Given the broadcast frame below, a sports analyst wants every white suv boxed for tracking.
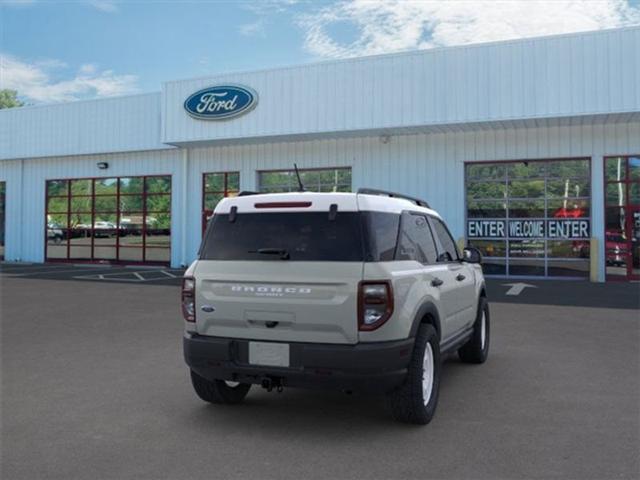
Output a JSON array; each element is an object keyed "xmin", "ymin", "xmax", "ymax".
[{"xmin": 182, "ymin": 189, "xmax": 489, "ymax": 424}]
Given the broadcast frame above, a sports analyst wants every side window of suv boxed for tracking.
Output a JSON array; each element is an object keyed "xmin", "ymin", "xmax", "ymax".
[
  {"xmin": 395, "ymin": 212, "xmax": 438, "ymax": 264},
  {"xmin": 431, "ymin": 217, "xmax": 459, "ymax": 262}
]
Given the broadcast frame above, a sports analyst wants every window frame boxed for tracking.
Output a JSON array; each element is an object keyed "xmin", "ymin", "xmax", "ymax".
[
  {"xmin": 44, "ymin": 175, "xmax": 171, "ymax": 265},
  {"xmin": 428, "ymin": 215, "xmax": 461, "ymax": 263},
  {"xmin": 603, "ymin": 155, "xmax": 640, "ymax": 281},
  {"xmin": 394, "ymin": 210, "xmax": 439, "ymax": 265},
  {"xmin": 464, "ymin": 157, "xmax": 592, "ymax": 278}
]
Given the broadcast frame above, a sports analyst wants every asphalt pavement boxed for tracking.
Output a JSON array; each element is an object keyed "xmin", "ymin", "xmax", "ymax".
[{"xmin": 1, "ymin": 273, "xmax": 639, "ymax": 479}]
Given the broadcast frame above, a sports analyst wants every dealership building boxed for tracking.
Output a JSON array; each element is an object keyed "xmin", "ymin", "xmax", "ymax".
[{"xmin": 1, "ymin": 27, "xmax": 639, "ymax": 281}]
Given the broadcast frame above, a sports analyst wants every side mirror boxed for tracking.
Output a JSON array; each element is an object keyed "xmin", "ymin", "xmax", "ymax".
[{"xmin": 462, "ymin": 246, "xmax": 483, "ymax": 264}]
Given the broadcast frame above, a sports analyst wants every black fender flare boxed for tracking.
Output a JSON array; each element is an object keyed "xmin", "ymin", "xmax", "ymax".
[
  {"xmin": 409, "ymin": 302, "xmax": 442, "ymax": 340},
  {"xmin": 479, "ymin": 281, "xmax": 487, "ymax": 299}
]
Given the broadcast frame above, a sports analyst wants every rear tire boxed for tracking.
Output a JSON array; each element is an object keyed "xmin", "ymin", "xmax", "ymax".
[
  {"xmin": 386, "ymin": 324, "xmax": 441, "ymax": 425},
  {"xmin": 190, "ymin": 370, "xmax": 251, "ymax": 404},
  {"xmin": 458, "ymin": 297, "xmax": 490, "ymax": 364}
]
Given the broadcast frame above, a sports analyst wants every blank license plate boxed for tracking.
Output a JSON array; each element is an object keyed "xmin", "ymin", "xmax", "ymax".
[{"xmin": 249, "ymin": 342, "xmax": 290, "ymax": 367}]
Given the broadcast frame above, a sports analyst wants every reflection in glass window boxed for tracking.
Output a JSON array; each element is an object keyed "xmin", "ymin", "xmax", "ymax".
[
  {"xmin": 605, "ymin": 157, "xmax": 626, "ymax": 181},
  {"xmin": 507, "ymin": 162, "xmax": 546, "ymax": 178},
  {"xmin": 0, "ymin": 182, "xmax": 4, "ymax": 260},
  {"xmin": 508, "ymin": 240, "xmax": 545, "ymax": 258},
  {"xmin": 258, "ymin": 168, "xmax": 351, "ymax": 193},
  {"xmin": 467, "ymin": 200, "xmax": 506, "ymax": 218},
  {"xmin": 469, "ymin": 240, "xmax": 506, "ymax": 257},
  {"xmin": 548, "ymin": 199, "xmax": 590, "ymax": 218},
  {"xmin": 45, "ymin": 176, "xmax": 171, "ymax": 264},
  {"xmin": 466, "ymin": 181, "xmax": 505, "ymax": 200},
  {"xmin": 547, "ymin": 179, "xmax": 590, "ymax": 199},
  {"xmin": 606, "ymin": 184, "xmax": 626, "ymax": 206},
  {"xmin": 508, "ymin": 179, "xmax": 546, "ymax": 198},
  {"xmin": 508, "ymin": 200, "xmax": 545, "ymax": 218},
  {"xmin": 630, "ymin": 157, "xmax": 640, "ymax": 180},
  {"xmin": 202, "ymin": 172, "xmax": 240, "ymax": 233},
  {"xmin": 145, "ymin": 176, "xmax": 171, "ymax": 194},
  {"xmin": 94, "ymin": 178, "xmax": 118, "ymax": 195},
  {"xmin": 396, "ymin": 213, "xmax": 437, "ymax": 264},
  {"xmin": 466, "ymin": 164, "xmax": 506, "ymax": 180},
  {"xmin": 465, "ymin": 158, "xmax": 591, "ymax": 277}
]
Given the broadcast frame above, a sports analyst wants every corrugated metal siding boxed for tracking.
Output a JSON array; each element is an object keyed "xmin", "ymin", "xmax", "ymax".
[
  {"xmin": 163, "ymin": 28, "xmax": 640, "ymax": 145},
  {"xmin": 1, "ymin": 121, "xmax": 639, "ymax": 280},
  {"xmin": 0, "ymin": 93, "xmax": 171, "ymax": 161}
]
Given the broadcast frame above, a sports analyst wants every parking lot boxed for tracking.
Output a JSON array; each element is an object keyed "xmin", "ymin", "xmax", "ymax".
[{"xmin": 1, "ymin": 264, "xmax": 639, "ymax": 479}]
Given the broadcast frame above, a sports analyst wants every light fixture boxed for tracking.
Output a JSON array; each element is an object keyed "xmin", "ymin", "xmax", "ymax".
[
  {"xmin": 379, "ymin": 134, "xmax": 391, "ymax": 144},
  {"xmin": 97, "ymin": 162, "xmax": 109, "ymax": 170}
]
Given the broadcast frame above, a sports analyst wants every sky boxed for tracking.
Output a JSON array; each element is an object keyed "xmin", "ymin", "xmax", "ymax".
[{"xmin": 1, "ymin": 0, "xmax": 640, "ymax": 105}]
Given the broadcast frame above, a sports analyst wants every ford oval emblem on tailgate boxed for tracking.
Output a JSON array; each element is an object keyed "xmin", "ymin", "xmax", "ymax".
[{"xmin": 201, "ymin": 305, "xmax": 215, "ymax": 313}]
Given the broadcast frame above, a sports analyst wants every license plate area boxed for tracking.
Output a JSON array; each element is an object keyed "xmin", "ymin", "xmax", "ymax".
[{"xmin": 248, "ymin": 341, "xmax": 290, "ymax": 367}]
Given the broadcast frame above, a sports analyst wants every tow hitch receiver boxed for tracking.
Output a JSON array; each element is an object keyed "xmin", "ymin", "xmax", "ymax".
[{"xmin": 261, "ymin": 377, "xmax": 284, "ymax": 393}]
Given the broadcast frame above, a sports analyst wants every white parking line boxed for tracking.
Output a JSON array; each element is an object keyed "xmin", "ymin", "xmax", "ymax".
[
  {"xmin": 1, "ymin": 267, "xmax": 117, "ymax": 277},
  {"xmin": 72, "ymin": 269, "xmax": 183, "ymax": 282}
]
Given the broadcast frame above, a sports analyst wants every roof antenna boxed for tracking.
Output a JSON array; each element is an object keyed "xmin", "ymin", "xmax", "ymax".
[{"xmin": 293, "ymin": 163, "xmax": 305, "ymax": 192}]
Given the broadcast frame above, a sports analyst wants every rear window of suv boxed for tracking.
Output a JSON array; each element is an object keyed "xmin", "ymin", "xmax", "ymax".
[
  {"xmin": 200, "ymin": 212, "xmax": 365, "ymax": 261},
  {"xmin": 199, "ymin": 210, "xmax": 407, "ymax": 262}
]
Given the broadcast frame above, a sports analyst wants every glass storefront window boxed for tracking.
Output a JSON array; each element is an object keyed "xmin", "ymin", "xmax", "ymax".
[
  {"xmin": 465, "ymin": 158, "xmax": 591, "ymax": 277},
  {"xmin": 0, "ymin": 182, "xmax": 5, "ymax": 260},
  {"xmin": 605, "ymin": 157, "xmax": 626, "ymax": 181},
  {"xmin": 468, "ymin": 240, "xmax": 506, "ymax": 257},
  {"xmin": 466, "ymin": 200, "xmax": 506, "ymax": 218},
  {"xmin": 604, "ymin": 155, "xmax": 640, "ymax": 280},
  {"xmin": 466, "ymin": 181, "xmax": 505, "ymax": 200},
  {"xmin": 466, "ymin": 164, "xmax": 506, "ymax": 180},
  {"xmin": 202, "ymin": 172, "xmax": 240, "ymax": 233},
  {"xmin": 547, "ymin": 179, "xmax": 590, "ymax": 199},
  {"xmin": 630, "ymin": 157, "xmax": 640, "ymax": 180},
  {"xmin": 258, "ymin": 167, "xmax": 352, "ymax": 193},
  {"xmin": 45, "ymin": 175, "xmax": 171, "ymax": 264},
  {"xmin": 94, "ymin": 178, "xmax": 118, "ymax": 195},
  {"xmin": 606, "ymin": 183, "xmax": 626, "ymax": 205}
]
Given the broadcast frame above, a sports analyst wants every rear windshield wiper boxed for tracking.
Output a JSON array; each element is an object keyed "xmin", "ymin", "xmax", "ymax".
[{"xmin": 249, "ymin": 248, "xmax": 290, "ymax": 260}]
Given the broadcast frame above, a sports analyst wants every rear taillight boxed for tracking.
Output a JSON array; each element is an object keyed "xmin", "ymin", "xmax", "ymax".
[
  {"xmin": 358, "ymin": 281, "xmax": 394, "ymax": 331},
  {"xmin": 182, "ymin": 276, "xmax": 196, "ymax": 322}
]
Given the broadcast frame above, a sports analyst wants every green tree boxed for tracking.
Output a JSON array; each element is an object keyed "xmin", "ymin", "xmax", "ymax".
[{"xmin": 0, "ymin": 89, "xmax": 24, "ymax": 109}]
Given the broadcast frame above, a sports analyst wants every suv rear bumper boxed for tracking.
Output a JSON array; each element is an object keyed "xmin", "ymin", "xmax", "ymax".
[{"xmin": 184, "ymin": 333, "xmax": 414, "ymax": 393}]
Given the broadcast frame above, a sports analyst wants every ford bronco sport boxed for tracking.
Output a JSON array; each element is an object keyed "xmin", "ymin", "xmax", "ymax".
[{"xmin": 182, "ymin": 188, "xmax": 489, "ymax": 424}]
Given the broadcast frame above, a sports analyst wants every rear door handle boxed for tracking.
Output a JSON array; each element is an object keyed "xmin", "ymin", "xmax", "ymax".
[
  {"xmin": 431, "ymin": 278, "xmax": 444, "ymax": 287},
  {"xmin": 456, "ymin": 274, "xmax": 466, "ymax": 281}
]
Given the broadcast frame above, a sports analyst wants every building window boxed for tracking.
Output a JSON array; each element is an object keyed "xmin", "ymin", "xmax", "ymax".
[
  {"xmin": 46, "ymin": 175, "xmax": 171, "ymax": 264},
  {"xmin": 202, "ymin": 172, "xmax": 240, "ymax": 233},
  {"xmin": 0, "ymin": 182, "xmax": 5, "ymax": 260},
  {"xmin": 465, "ymin": 159, "xmax": 591, "ymax": 278},
  {"xmin": 258, "ymin": 167, "xmax": 352, "ymax": 193},
  {"xmin": 604, "ymin": 156, "xmax": 640, "ymax": 281}
]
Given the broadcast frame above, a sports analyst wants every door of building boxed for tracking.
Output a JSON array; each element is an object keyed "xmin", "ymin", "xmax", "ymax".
[
  {"xmin": 604, "ymin": 156, "xmax": 640, "ymax": 281},
  {"xmin": 630, "ymin": 207, "xmax": 640, "ymax": 280}
]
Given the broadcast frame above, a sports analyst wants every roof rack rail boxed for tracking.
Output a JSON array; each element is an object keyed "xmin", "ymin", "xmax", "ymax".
[{"xmin": 357, "ymin": 188, "xmax": 430, "ymax": 208}]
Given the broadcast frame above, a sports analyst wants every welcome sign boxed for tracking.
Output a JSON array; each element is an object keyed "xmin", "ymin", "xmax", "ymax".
[
  {"xmin": 467, "ymin": 219, "xmax": 590, "ymax": 239},
  {"xmin": 184, "ymin": 85, "xmax": 258, "ymax": 120}
]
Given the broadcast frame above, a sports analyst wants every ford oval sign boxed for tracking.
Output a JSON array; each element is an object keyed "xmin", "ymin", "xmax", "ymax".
[{"xmin": 184, "ymin": 85, "xmax": 258, "ymax": 120}]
